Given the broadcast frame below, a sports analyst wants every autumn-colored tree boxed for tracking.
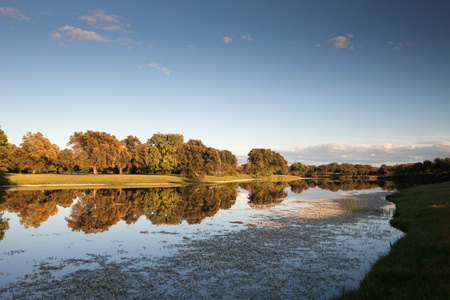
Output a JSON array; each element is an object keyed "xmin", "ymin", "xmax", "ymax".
[
  {"xmin": 146, "ymin": 133, "xmax": 184, "ymax": 174},
  {"xmin": 175, "ymin": 139, "xmax": 208, "ymax": 180},
  {"xmin": 20, "ymin": 132, "xmax": 59, "ymax": 174},
  {"xmin": 289, "ymin": 162, "xmax": 309, "ymax": 177},
  {"xmin": 115, "ymin": 147, "xmax": 131, "ymax": 174},
  {"xmin": 6, "ymin": 145, "xmax": 27, "ymax": 173},
  {"xmin": 247, "ymin": 148, "xmax": 288, "ymax": 176},
  {"xmin": 68, "ymin": 131, "xmax": 123, "ymax": 175},
  {"xmin": 0, "ymin": 126, "xmax": 11, "ymax": 174},
  {"xmin": 219, "ymin": 150, "xmax": 238, "ymax": 176},
  {"xmin": 122, "ymin": 135, "xmax": 147, "ymax": 173},
  {"xmin": 56, "ymin": 149, "xmax": 76, "ymax": 174}
]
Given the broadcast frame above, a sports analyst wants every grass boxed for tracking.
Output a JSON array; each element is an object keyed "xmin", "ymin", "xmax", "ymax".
[
  {"xmin": 0, "ymin": 173, "xmax": 300, "ymax": 189},
  {"xmin": 338, "ymin": 181, "xmax": 450, "ymax": 299}
]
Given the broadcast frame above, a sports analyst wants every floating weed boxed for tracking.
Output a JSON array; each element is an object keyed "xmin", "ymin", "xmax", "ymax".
[{"xmin": 341, "ymin": 196, "xmax": 368, "ymax": 212}]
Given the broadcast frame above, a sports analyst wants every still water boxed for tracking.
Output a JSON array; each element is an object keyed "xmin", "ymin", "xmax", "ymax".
[{"xmin": 0, "ymin": 181, "xmax": 403, "ymax": 299}]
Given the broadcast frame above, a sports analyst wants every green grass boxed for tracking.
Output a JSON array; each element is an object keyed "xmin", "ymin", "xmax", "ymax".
[
  {"xmin": 338, "ymin": 181, "xmax": 450, "ymax": 299},
  {"xmin": 0, "ymin": 173, "xmax": 303, "ymax": 189},
  {"xmin": 1, "ymin": 173, "xmax": 195, "ymax": 187}
]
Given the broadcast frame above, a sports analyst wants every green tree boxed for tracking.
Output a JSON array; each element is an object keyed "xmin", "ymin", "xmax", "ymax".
[
  {"xmin": 56, "ymin": 149, "xmax": 76, "ymax": 174},
  {"xmin": 247, "ymin": 148, "xmax": 288, "ymax": 176},
  {"xmin": 289, "ymin": 162, "xmax": 309, "ymax": 177},
  {"xmin": 146, "ymin": 133, "xmax": 184, "ymax": 174},
  {"xmin": 68, "ymin": 131, "xmax": 122, "ymax": 175},
  {"xmin": 20, "ymin": 132, "xmax": 59, "ymax": 174},
  {"xmin": 0, "ymin": 126, "xmax": 11, "ymax": 174},
  {"xmin": 122, "ymin": 135, "xmax": 147, "ymax": 173}
]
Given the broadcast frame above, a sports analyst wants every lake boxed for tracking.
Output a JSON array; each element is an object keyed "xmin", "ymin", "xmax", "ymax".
[{"xmin": 0, "ymin": 180, "xmax": 404, "ymax": 299}]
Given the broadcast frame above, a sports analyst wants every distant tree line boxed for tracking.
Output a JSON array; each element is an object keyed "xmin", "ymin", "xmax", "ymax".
[{"xmin": 0, "ymin": 126, "xmax": 449, "ymax": 180}]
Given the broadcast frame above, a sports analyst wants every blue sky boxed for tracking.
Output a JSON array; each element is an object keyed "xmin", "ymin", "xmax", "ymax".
[{"xmin": 1, "ymin": 0, "xmax": 449, "ymax": 166}]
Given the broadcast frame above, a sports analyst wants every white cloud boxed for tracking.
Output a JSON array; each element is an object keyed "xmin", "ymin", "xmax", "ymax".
[
  {"xmin": 0, "ymin": 7, "xmax": 30, "ymax": 22},
  {"xmin": 277, "ymin": 142, "xmax": 450, "ymax": 166},
  {"xmin": 223, "ymin": 36, "xmax": 232, "ymax": 44},
  {"xmin": 51, "ymin": 32, "xmax": 62, "ymax": 40},
  {"xmin": 327, "ymin": 35, "xmax": 352, "ymax": 49},
  {"xmin": 241, "ymin": 34, "xmax": 253, "ymax": 41},
  {"xmin": 187, "ymin": 44, "xmax": 195, "ymax": 49},
  {"xmin": 140, "ymin": 63, "xmax": 174, "ymax": 76},
  {"xmin": 56, "ymin": 25, "xmax": 111, "ymax": 42},
  {"xmin": 79, "ymin": 9, "xmax": 129, "ymax": 31}
]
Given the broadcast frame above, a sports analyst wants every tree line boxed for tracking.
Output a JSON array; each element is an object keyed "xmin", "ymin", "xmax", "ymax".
[{"xmin": 0, "ymin": 126, "xmax": 449, "ymax": 180}]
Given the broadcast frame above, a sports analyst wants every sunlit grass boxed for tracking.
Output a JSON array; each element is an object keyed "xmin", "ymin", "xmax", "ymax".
[
  {"xmin": 2, "ymin": 173, "xmax": 193, "ymax": 187},
  {"xmin": 1, "ymin": 173, "xmax": 302, "ymax": 188},
  {"xmin": 338, "ymin": 181, "xmax": 450, "ymax": 299}
]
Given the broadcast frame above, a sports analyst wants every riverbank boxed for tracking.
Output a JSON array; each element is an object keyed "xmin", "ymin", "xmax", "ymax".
[{"xmin": 338, "ymin": 181, "xmax": 450, "ymax": 299}]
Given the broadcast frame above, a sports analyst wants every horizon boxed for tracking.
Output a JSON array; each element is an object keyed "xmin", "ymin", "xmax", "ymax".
[{"xmin": 1, "ymin": 1, "xmax": 449, "ymax": 166}]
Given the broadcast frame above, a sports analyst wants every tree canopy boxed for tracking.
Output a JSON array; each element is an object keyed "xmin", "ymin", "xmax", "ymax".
[
  {"xmin": 20, "ymin": 132, "xmax": 59, "ymax": 174},
  {"xmin": 68, "ymin": 131, "xmax": 123, "ymax": 175}
]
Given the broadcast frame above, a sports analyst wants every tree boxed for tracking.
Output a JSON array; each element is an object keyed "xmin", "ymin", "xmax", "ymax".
[
  {"xmin": 122, "ymin": 135, "xmax": 147, "ymax": 173},
  {"xmin": 247, "ymin": 148, "xmax": 288, "ymax": 176},
  {"xmin": 0, "ymin": 126, "xmax": 11, "ymax": 173},
  {"xmin": 146, "ymin": 133, "xmax": 184, "ymax": 174},
  {"xmin": 68, "ymin": 131, "xmax": 123, "ymax": 175},
  {"xmin": 175, "ymin": 139, "xmax": 207, "ymax": 180},
  {"xmin": 20, "ymin": 132, "xmax": 59, "ymax": 174},
  {"xmin": 289, "ymin": 162, "xmax": 309, "ymax": 177},
  {"xmin": 56, "ymin": 149, "xmax": 76, "ymax": 174},
  {"xmin": 115, "ymin": 147, "xmax": 131, "ymax": 175}
]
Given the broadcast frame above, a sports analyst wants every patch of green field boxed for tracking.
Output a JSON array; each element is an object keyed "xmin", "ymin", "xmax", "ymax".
[
  {"xmin": 1, "ymin": 173, "xmax": 194, "ymax": 187},
  {"xmin": 338, "ymin": 181, "xmax": 450, "ymax": 299}
]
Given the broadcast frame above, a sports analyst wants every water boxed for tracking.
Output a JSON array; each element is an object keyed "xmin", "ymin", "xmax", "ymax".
[{"xmin": 0, "ymin": 181, "xmax": 404, "ymax": 299}]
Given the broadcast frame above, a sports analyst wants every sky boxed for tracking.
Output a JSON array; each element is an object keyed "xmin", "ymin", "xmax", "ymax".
[{"xmin": 1, "ymin": 0, "xmax": 449, "ymax": 166}]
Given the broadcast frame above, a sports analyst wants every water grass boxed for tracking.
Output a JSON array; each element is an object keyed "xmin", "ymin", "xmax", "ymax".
[
  {"xmin": 338, "ymin": 181, "xmax": 450, "ymax": 299},
  {"xmin": 340, "ymin": 196, "xmax": 368, "ymax": 212}
]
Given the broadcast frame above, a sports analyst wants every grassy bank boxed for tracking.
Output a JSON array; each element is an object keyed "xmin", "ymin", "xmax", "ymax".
[
  {"xmin": 339, "ymin": 181, "xmax": 450, "ymax": 299},
  {"xmin": 0, "ymin": 173, "xmax": 301, "ymax": 189}
]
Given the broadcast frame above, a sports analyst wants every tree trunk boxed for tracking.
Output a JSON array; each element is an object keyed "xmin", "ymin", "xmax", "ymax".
[
  {"xmin": 119, "ymin": 167, "xmax": 123, "ymax": 175},
  {"xmin": 92, "ymin": 165, "xmax": 98, "ymax": 175},
  {"xmin": 32, "ymin": 164, "xmax": 37, "ymax": 174}
]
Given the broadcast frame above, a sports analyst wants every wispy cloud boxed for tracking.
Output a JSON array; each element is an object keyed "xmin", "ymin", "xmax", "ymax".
[
  {"xmin": 53, "ymin": 25, "xmax": 111, "ymax": 42},
  {"xmin": 278, "ymin": 142, "xmax": 450, "ymax": 166},
  {"xmin": 79, "ymin": 9, "xmax": 129, "ymax": 32},
  {"xmin": 386, "ymin": 41, "xmax": 411, "ymax": 50},
  {"xmin": 139, "ymin": 63, "xmax": 174, "ymax": 76},
  {"xmin": 241, "ymin": 34, "xmax": 253, "ymax": 41},
  {"xmin": 187, "ymin": 44, "xmax": 196, "ymax": 49},
  {"xmin": 327, "ymin": 33, "xmax": 354, "ymax": 50},
  {"xmin": 223, "ymin": 36, "xmax": 232, "ymax": 44},
  {"xmin": 0, "ymin": 7, "xmax": 30, "ymax": 22}
]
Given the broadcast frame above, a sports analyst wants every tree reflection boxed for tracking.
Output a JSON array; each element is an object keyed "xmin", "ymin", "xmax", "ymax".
[
  {"xmin": 2, "ymin": 190, "xmax": 76, "ymax": 228},
  {"xmin": 66, "ymin": 189, "xmax": 131, "ymax": 234},
  {"xmin": 175, "ymin": 184, "xmax": 237, "ymax": 224},
  {"xmin": 240, "ymin": 182, "xmax": 288, "ymax": 206},
  {"xmin": 145, "ymin": 187, "xmax": 183, "ymax": 225},
  {"xmin": 288, "ymin": 180, "xmax": 397, "ymax": 195}
]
